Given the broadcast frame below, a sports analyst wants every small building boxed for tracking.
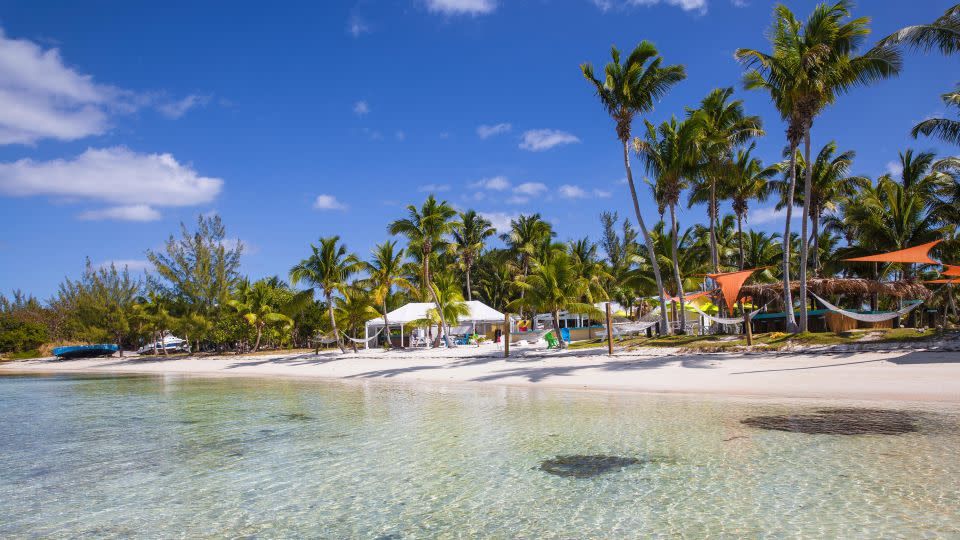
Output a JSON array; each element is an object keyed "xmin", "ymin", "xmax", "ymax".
[{"xmin": 364, "ymin": 300, "xmax": 510, "ymax": 348}]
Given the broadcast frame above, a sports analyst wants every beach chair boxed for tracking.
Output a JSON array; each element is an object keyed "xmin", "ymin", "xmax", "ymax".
[{"xmin": 544, "ymin": 331, "xmax": 559, "ymax": 349}]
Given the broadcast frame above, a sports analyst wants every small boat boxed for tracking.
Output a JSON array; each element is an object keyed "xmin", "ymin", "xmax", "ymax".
[
  {"xmin": 52, "ymin": 344, "xmax": 120, "ymax": 359},
  {"xmin": 137, "ymin": 335, "xmax": 190, "ymax": 355}
]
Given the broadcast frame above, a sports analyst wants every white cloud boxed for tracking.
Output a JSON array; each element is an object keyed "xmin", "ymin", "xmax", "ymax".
[
  {"xmin": 395, "ymin": 130, "xmax": 406, "ymax": 141},
  {"xmin": 79, "ymin": 204, "xmax": 161, "ymax": 222},
  {"xmin": 418, "ymin": 183, "xmax": 450, "ymax": 193},
  {"xmin": 730, "ymin": 0, "xmax": 748, "ymax": 6},
  {"xmin": 98, "ymin": 259, "xmax": 151, "ymax": 272},
  {"xmin": 593, "ymin": 188, "xmax": 612, "ymax": 198},
  {"xmin": 476, "ymin": 122, "xmax": 511, "ymax": 139},
  {"xmin": 506, "ymin": 195, "xmax": 528, "ymax": 204},
  {"xmin": 157, "ymin": 94, "xmax": 210, "ymax": 119},
  {"xmin": 426, "ymin": 0, "xmax": 497, "ymax": 16},
  {"xmin": 313, "ymin": 194, "xmax": 347, "ymax": 210},
  {"xmin": 470, "ymin": 175, "xmax": 511, "ymax": 190},
  {"xmin": 596, "ymin": 0, "xmax": 708, "ymax": 13},
  {"xmin": 885, "ymin": 160, "xmax": 903, "ymax": 177},
  {"xmin": 559, "ymin": 184, "xmax": 588, "ymax": 199},
  {"xmin": 349, "ymin": 17, "xmax": 370, "ymax": 37},
  {"xmin": 519, "ymin": 129, "xmax": 580, "ymax": 151},
  {"xmin": 748, "ymin": 206, "xmax": 801, "ymax": 226},
  {"xmin": 353, "ymin": 100, "xmax": 370, "ymax": 116},
  {"xmin": 479, "ymin": 211, "xmax": 516, "ymax": 233},
  {"xmin": 0, "ymin": 147, "xmax": 223, "ymax": 215},
  {"xmin": 514, "ymin": 182, "xmax": 548, "ymax": 196}
]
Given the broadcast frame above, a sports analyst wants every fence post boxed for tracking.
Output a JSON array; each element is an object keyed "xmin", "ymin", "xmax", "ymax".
[
  {"xmin": 744, "ymin": 305, "xmax": 754, "ymax": 346},
  {"xmin": 504, "ymin": 312, "xmax": 510, "ymax": 358},
  {"xmin": 605, "ymin": 302, "xmax": 614, "ymax": 356}
]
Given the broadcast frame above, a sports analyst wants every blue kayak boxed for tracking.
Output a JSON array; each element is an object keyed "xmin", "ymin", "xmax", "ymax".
[{"xmin": 52, "ymin": 344, "xmax": 119, "ymax": 359}]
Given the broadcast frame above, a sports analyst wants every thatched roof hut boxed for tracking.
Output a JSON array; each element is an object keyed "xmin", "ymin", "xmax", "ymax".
[{"xmin": 740, "ymin": 278, "xmax": 931, "ymax": 306}]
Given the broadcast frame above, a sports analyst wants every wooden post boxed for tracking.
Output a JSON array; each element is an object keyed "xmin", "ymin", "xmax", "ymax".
[
  {"xmin": 503, "ymin": 312, "xmax": 510, "ymax": 358},
  {"xmin": 605, "ymin": 302, "xmax": 614, "ymax": 356},
  {"xmin": 744, "ymin": 304, "xmax": 754, "ymax": 346}
]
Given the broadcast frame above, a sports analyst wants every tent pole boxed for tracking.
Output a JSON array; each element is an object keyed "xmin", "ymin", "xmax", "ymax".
[
  {"xmin": 364, "ymin": 324, "xmax": 369, "ymax": 350},
  {"xmin": 400, "ymin": 323, "xmax": 404, "ymax": 348}
]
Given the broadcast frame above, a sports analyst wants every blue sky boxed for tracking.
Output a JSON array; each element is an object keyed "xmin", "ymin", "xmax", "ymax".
[{"xmin": 0, "ymin": 0, "xmax": 956, "ymax": 298}]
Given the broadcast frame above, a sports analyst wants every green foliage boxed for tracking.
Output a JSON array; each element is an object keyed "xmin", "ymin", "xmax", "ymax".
[{"xmin": 0, "ymin": 317, "xmax": 47, "ymax": 353}]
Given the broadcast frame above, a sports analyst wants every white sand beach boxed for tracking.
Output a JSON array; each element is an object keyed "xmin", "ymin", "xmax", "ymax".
[{"xmin": 4, "ymin": 344, "xmax": 959, "ymax": 403}]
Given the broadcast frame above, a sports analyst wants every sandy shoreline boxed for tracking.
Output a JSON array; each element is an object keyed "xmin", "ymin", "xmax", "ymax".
[{"xmin": 4, "ymin": 343, "xmax": 960, "ymax": 404}]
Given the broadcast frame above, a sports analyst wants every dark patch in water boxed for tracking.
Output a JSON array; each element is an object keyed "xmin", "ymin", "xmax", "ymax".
[
  {"xmin": 538, "ymin": 455, "xmax": 641, "ymax": 478},
  {"xmin": 175, "ymin": 419, "xmax": 201, "ymax": 425},
  {"xmin": 741, "ymin": 408, "xmax": 921, "ymax": 435}
]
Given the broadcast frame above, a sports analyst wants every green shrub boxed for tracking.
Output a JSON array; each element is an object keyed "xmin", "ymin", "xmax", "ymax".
[{"xmin": 0, "ymin": 316, "xmax": 48, "ymax": 353}]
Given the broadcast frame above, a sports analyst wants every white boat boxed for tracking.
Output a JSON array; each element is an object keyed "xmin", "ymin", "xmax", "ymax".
[{"xmin": 138, "ymin": 335, "xmax": 190, "ymax": 355}]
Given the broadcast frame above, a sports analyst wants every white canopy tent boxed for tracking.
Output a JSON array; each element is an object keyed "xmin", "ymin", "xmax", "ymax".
[{"xmin": 364, "ymin": 300, "xmax": 508, "ymax": 348}]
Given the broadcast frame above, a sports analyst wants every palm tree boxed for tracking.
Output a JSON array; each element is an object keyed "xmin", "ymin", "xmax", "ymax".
[
  {"xmin": 741, "ymin": 230, "xmax": 783, "ymax": 277},
  {"xmin": 334, "ymin": 285, "xmax": 380, "ymax": 354},
  {"xmin": 736, "ymin": 0, "xmax": 901, "ymax": 331},
  {"xmin": 364, "ymin": 240, "xmax": 413, "ymax": 349},
  {"xmin": 388, "ymin": 195, "xmax": 458, "ymax": 347},
  {"xmin": 452, "ymin": 210, "xmax": 496, "ymax": 301},
  {"xmin": 502, "ymin": 214, "xmax": 554, "ymax": 317},
  {"xmin": 228, "ymin": 279, "xmax": 293, "ymax": 352},
  {"xmin": 724, "ymin": 143, "xmax": 777, "ymax": 269},
  {"xmin": 686, "ymin": 87, "xmax": 764, "ymax": 274},
  {"xmin": 581, "ymin": 42, "xmax": 686, "ymax": 335},
  {"xmin": 567, "ymin": 237, "xmax": 612, "ymax": 304},
  {"xmin": 634, "ymin": 116, "xmax": 701, "ymax": 332},
  {"xmin": 425, "ymin": 275, "xmax": 471, "ymax": 345},
  {"xmin": 776, "ymin": 141, "xmax": 869, "ymax": 275},
  {"xmin": 508, "ymin": 250, "xmax": 599, "ymax": 349},
  {"xmin": 289, "ymin": 236, "xmax": 361, "ymax": 353}
]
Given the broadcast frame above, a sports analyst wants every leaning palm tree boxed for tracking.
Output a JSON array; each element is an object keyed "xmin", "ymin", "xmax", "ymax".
[
  {"xmin": 425, "ymin": 275, "xmax": 471, "ymax": 345},
  {"xmin": 451, "ymin": 210, "xmax": 496, "ymax": 301},
  {"xmin": 364, "ymin": 240, "xmax": 413, "ymax": 349},
  {"xmin": 686, "ymin": 87, "xmax": 764, "ymax": 274},
  {"xmin": 388, "ymin": 195, "xmax": 458, "ymax": 347},
  {"xmin": 736, "ymin": 0, "xmax": 901, "ymax": 331},
  {"xmin": 334, "ymin": 285, "xmax": 380, "ymax": 354},
  {"xmin": 581, "ymin": 42, "xmax": 686, "ymax": 335},
  {"xmin": 501, "ymin": 213, "xmax": 554, "ymax": 317},
  {"xmin": 724, "ymin": 143, "xmax": 777, "ymax": 270},
  {"xmin": 911, "ymin": 87, "xmax": 960, "ymax": 146},
  {"xmin": 228, "ymin": 278, "xmax": 293, "ymax": 352},
  {"xmin": 634, "ymin": 116, "xmax": 701, "ymax": 332},
  {"xmin": 508, "ymin": 249, "xmax": 600, "ymax": 349},
  {"xmin": 289, "ymin": 236, "xmax": 361, "ymax": 353}
]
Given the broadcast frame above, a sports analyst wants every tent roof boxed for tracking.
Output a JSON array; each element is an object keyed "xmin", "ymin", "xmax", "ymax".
[
  {"xmin": 942, "ymin": 264, "xmax": 960, "ymax": 277},
  {"xmin": 366, "ymin": 300, "xmax": 505, "ymax": 326},
  {"xmin": 708, "ymin": 268, "xmax": 762, "ymax": 311},
  {"xmin": 843, "ymin": 240, "xmax": 941, "ymax": 264}
]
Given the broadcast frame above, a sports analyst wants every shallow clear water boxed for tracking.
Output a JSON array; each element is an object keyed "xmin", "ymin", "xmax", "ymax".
[{"xmin": 1, "ymin": 374, "xmax": 958, "ymax": 539}]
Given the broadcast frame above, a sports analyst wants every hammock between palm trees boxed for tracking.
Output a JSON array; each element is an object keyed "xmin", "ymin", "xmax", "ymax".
[
  {"xmin": 340, "ymin": 327, "xmax": 385, "ymax": 344},
  {"xmin": 807, "ymin": 292, "xmax": 924, "ymax": 323},
  {"xmin": 598, "ymin": 307, "xmax": 663, "ymax": 338}
]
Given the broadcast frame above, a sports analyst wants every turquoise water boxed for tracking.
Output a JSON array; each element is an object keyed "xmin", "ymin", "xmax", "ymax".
[{"xmin": 1, "ymin": 374, "xmax": 958, "ymax": 538}]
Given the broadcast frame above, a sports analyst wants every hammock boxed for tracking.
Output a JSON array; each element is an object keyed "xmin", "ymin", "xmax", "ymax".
[
  {"xmin": 312, "ymin": 334, "xmax": 338, "ymax": 344},
  {"xmin": 598, "ymin": 307, "xmax": 662, "ymax": 338},
  {"xmin": 516, "ymin": 328, "xmax": 553, "ymax": 344},
  {"xmin": 340, "ymin": 327, "xmax": 384, "ymax": 344},
  {"xmin": 687, "ymin": 302, "xmax": 768, "ymax": 325},
  {"xmin": 808, "ymin": 292, "xmax": 923, "ymax": 323}
]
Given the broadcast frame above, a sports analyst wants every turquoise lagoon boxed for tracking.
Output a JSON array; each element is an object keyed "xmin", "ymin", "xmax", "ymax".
[{"xmin": 1, "ymin": 373, "xmax": 958, "ymax": 538}]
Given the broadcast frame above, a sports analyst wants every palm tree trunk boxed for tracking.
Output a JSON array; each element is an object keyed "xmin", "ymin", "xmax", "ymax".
[
  {"xmin": 253, "ymin": 325, "xmax": 262, "ymax": 352},
  {"xmin": 326, "ymin": 290, "xmax": 345, "ymax": 353},
  {"xmin": 465, "ymin": 262, "xmax": 473, "ymax": 302},
  {"xmin": 425, "ymin": 256, "xmax": 452, "ymax": 348},
  {"xmin": 622, "ymin": 140, "xmax": 671, "ymax": 335},
  {"xmin": 382, "ymin": 300, "xmax": 392, "ymax": 349},
  {"xmin": 669, "ymin": 203, "xmax": 686, "ymax": 333},
  {"xmin": 811, "ymin": 209, "xmax": 821, "ymax": 277},
  {"xmin": 709, "ymin": 180, "xmax": 719, "ymax": 273},
  {"xmin": 153, "ymin": 330, "xmax": 158, "ymax": 355},
  {"xmin": 737, "ymin": 214, "xmax": 745, "ymax": 270},
  {"xmin": 798, "ymin": 127, "xmax": 813, "ymax": 332},
  {"xmin": 782, "ymin": 144, "xmax": 799, "ymax": 333},
  {"xmin": 552, "ymin": 310, "xmax": 566, "ymax": 349}
]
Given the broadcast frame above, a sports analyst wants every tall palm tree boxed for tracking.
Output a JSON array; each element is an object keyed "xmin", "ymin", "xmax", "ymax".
[
  {"xmin": 724, "ymin": 143, "xmax": 777, "ymax": 269},
  {"xmin": 508, "ymin": 249, "xmax": 599, "ymax": 349},
  {"xmin": 388, "ymin": 195, "xmax": 457, "ymax": 347},
  {"xmin": 912, "ymin": 87, "xmax": 960, "ymax": 146},
  {"xmin": 425, "ymin": 275, "xmax": 471, "ymax": 345},
  {"xmin": 776, "ymin": 141, "xmax": 869, "ymax": 275},
  {"xmin": 634, "ymin": 116, "xmax": 701, "ymax": 332},
  {"xmin": 686, "ymin": 87, "xmax": 764, "ymax": 274},
  {"xmin": 289, "ymin": 236, "xmax": 361, "ymax": 353},
  {"xmin": 364, "ymin": 240, "xmax": 413, "ymax": 349},
  {"xmin": 502, "ymin": 214, "xmax": 554, "ymax": 317},
  {"xmin": 334, "ymin": 285, "xmax": 380, "ymax": 354},
  {"xmin": 452, "ymin": 210, "xmax": 496, "ymax": 301},
  {"xmin": 736, "ymin": 0, "xmax": 901, "ymax": 331},
  {"xmin": 882, "ymin": 4, "xmax": 960, "ymax": 55},
  {"xmin": 581, "ymin": 42, "xmax": 686, "ymax": 335}
]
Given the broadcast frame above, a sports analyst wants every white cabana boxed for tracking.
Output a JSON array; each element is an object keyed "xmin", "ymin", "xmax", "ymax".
[{"xmin": 364, "ymin": 300, "xmax": 508, "ymax": 348}]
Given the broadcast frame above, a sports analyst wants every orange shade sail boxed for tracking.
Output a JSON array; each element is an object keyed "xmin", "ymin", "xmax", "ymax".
[
  {"xmin": 707, "ymin": 268, "xmax": 761, "ymax": 311},
  {"xmin": 942, "ymin": 264, "xmax": 960, "ymax": 277},
  {"xmin": 662, "ymin": 289, "xmax": 714, "ymax": 303},
  {"xmin": 925, "ymin": 279, "xmax": 960, "ymax": 284},
  {"xmin": 842, "ymin": 240, "xmax": 941, "ymax": 264}
]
